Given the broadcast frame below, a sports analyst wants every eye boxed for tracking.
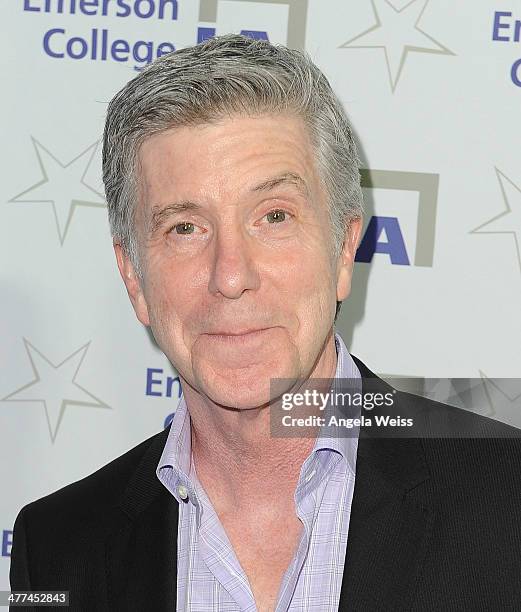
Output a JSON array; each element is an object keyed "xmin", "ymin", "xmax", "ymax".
[
  {"xmin": 265, "ymin": 209, "xmax": 290, "ymax": 223},
  {"xmin": 173, "ymin": 222, "xmax": 195, "ymax": 235}
]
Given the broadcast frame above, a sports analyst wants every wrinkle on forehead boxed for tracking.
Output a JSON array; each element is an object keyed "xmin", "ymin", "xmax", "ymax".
[{"xmin": 136, "ymin": 114, "xmax": 326, "ymax": 232}]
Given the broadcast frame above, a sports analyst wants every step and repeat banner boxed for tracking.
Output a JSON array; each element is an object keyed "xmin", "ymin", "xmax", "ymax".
[{"xmin": 1, "ymin": 0, "xmax": 520, "ymax": 589}]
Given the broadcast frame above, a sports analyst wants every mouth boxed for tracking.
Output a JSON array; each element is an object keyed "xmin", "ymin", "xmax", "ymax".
[
  {"xmin": 210, "ymin": 327, "xmax": 268, "ymax": 335},
  {"xmin": 205, "ymin": 327, "xmax": 274, "ymax": 341}
]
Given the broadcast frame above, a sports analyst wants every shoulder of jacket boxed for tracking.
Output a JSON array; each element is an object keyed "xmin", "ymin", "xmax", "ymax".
[{"xmin": 19, "ymin": 427, "xmax": 169, "ymax": 527}]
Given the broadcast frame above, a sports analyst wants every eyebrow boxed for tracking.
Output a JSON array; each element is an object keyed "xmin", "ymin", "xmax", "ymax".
[
  {"xmin": 251, "ymin": 172, "xmax": 310, "ymax": 198},
  {"xmin": 147, "ymin": 172, "xmax": 310, "ymax": 235},
  {"xmin": 148, "ymin": 201, "xmax": 201, "ymax": 235}
]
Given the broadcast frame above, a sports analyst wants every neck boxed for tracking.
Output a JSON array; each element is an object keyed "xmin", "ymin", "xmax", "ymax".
[{"xmin": 182, "ymin": 329, "xmax": 338, "ymax": 513}]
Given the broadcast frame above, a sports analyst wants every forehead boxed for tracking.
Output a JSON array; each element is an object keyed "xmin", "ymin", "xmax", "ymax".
[{"xmin": 137, "ymin": 113, "xmax": 322, "ymax": 209}]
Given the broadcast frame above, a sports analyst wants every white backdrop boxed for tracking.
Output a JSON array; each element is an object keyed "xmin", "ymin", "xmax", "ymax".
[{"xmin": 2, "ymin": 0, "xmax": 520, "ymax": 589}]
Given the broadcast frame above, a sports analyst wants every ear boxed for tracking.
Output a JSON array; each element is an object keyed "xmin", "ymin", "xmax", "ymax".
[
  {"xmin": 336, "ymin": 217, "xmax": 363, "ymax": 302},
  {"xmin": 113, "ymin": 241, "xmax": 150, "ymax": 326}
]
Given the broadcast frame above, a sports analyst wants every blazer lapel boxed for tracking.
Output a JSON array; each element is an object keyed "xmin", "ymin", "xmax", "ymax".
[
  {"xmin": 105, "ymin": 426, "xmax": 179, "ymax": 612},
  {"xmin": 338, "ymin": 358, "xmax": 436, "ymax": 611}
]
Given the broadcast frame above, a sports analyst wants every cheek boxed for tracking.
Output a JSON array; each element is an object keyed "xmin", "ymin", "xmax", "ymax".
[
  {"xmin": 278, "ymin": 251, "xmax": 336, "ymax": 323},
  {"xmin": 144, "ymin": 275, "xmax": 202, "ymax": 350},
  {"xmin": 286, "ymin": 247, "xmax": 335, "ymax": 295},
  {"xmin": 143, "ymin": 275, "xmax": 178, "ymax": 330}
]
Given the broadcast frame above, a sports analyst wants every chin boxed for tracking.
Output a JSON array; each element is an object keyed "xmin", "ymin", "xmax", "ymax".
[
  {"xmin": 197, "ymin": 362, "xmax": 293, "ymax": 410},
  {"xmin": 206, "ymin": 385, "xmax": 272, "ymax": 410}
]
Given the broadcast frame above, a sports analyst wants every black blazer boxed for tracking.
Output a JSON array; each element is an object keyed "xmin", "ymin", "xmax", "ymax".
[{"xmin": 10, "ymin": 357, "xmax": 521, "ymax": 611}]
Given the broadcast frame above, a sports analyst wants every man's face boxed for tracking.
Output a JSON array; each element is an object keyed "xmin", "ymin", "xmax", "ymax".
[{"xmin": 116, "ymin": 113, "xmax": 361, "ymax": 409}]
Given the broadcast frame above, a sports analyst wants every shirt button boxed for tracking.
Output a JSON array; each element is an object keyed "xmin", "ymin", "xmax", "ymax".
[{"xmin": 177, "ymin": 484, "xmax": 188, "ymax": 500}]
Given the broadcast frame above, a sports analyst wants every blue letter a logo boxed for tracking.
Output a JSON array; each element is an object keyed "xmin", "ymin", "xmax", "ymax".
[{"xmin": 355, "ymin": 216, "xmax": 410, "ymax": 265}]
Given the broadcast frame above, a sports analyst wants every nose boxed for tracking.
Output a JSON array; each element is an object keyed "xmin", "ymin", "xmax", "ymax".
[{"xmin": 207, "ymin": 226, "xmax": 261, "ymax": 299}]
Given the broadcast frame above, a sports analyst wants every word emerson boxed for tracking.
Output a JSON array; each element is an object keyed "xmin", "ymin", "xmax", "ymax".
[
  {"xmin": 492, "ymin": 11, "xmax": 521, "ymax": 86},
  {"xmin": 281, "ymin": 390, "xmax": 394, "ymax": 411},
  {"xmin": 281, "ymin": 415, "xmax": 414, "ymax": 428},
  {"xmin": 23, "ymin": 0, "xmax": 178, "ymax": 20},
  {"xmin": 146, "ymin": 368, "xmax": 182, "ymax": 398}
]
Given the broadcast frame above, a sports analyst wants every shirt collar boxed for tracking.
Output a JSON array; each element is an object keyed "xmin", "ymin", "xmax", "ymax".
[
  {"xmin": 156, "ymin": 329, "xmax": 361, "ymax": 494},
  {"xmin": 310, "ymin": 330, "xmax": 360, "ymax": 477}
]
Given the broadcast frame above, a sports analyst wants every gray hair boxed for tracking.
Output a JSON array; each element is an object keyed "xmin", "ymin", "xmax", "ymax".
[{"xmin": 103, "ymin": 33, "xmax": 363, "ymax": 286}]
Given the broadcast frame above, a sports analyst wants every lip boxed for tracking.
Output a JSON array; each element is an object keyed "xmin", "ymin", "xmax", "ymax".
[{"xmin": 207, "ymin": 327, "xmax": 271, "ymax": 337}]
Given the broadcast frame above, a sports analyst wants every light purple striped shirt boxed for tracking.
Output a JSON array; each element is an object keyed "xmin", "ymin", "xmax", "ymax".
[{"xmin": 157, "ymin": 331, "xmax": 360, "ymax": 611}]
